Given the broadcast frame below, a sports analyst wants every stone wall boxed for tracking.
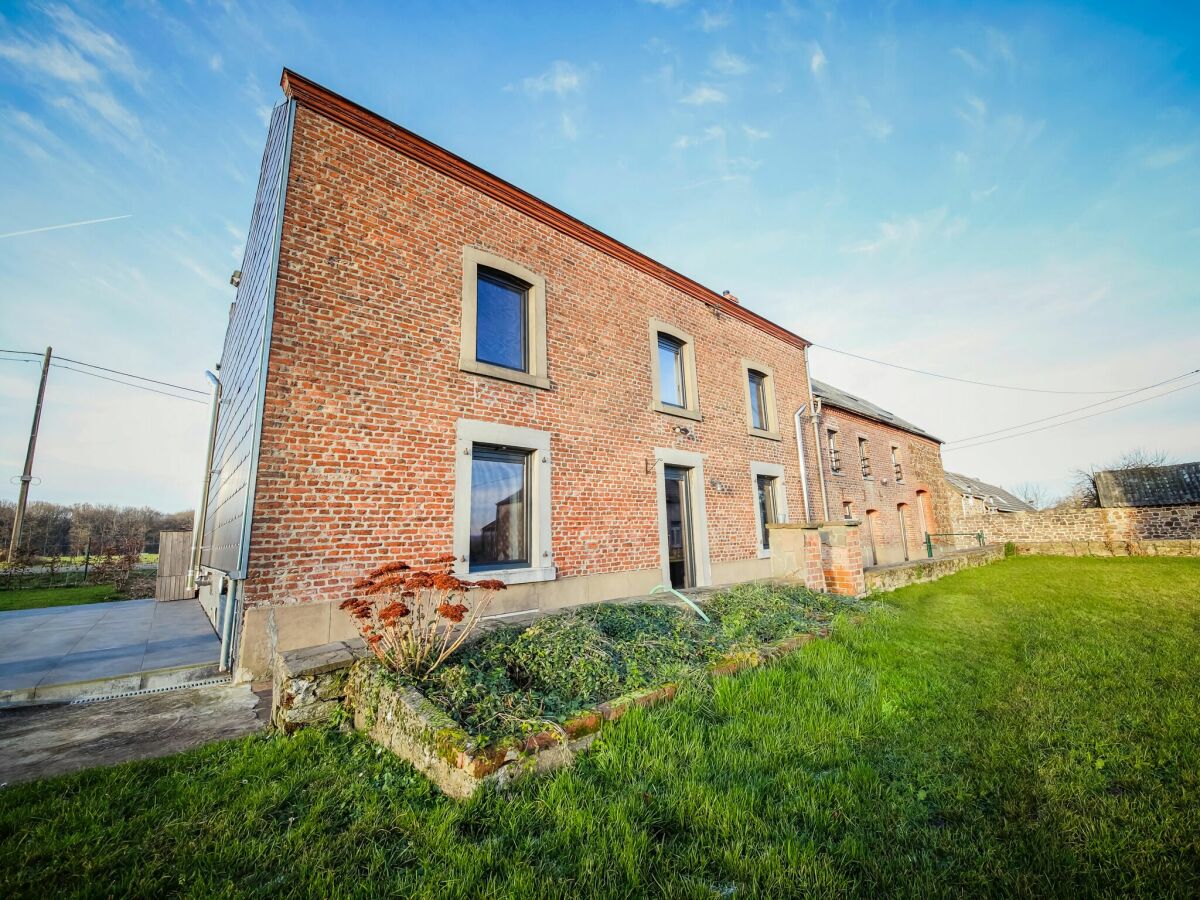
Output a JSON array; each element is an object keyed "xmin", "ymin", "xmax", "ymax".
[
  {"xmin": 864, "ymin": 545, "xmax": 1003, "ymax": 593},
  {"xmin": 956, "ymin": 505, "xmax": 1200, "ymax": 556}
]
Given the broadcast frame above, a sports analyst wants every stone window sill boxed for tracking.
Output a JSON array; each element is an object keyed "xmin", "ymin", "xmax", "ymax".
[
  {"xmin": 749, "ymin": 428, "xmax": 781, "ymax": 442},
  {"xmin": 653, "ymin": 403, "xmax": 703, "ymax": 422},
  {"xmin": 460, "ymin": 358, "xmax": 551, "ymax": 390},
  {"xmin": 469, "ymin": 565, "xmax": 556, "ymax": 586}
]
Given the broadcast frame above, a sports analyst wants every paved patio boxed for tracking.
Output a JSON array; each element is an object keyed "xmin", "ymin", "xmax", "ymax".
[{"xmin": 0, "ymin": 599, "xmax": 220, "ymax": 704}]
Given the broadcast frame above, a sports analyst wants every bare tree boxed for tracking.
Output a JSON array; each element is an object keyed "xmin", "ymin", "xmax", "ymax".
[
  {"xmin": 1011, "ymin": 481, "xmax": 1049, "ymax": 510},
  {"xmin": 1070, "ymin": 448, "xmax": 1173, "ymax": 508}
]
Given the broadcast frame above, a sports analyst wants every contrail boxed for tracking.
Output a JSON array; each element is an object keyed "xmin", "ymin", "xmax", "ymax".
[{"xmin": 0, "ymin": 214, "xmax": 132, "ymax": 240}]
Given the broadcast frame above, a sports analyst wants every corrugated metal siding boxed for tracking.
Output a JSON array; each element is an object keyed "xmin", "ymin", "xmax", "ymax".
[{"xmin": 201, "ymin": 101, "xmax": 294, "ymax": 574}]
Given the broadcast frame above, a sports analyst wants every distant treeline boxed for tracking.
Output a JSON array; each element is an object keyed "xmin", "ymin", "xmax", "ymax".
[{"xmin": 0, "ymin": 500, "xmax": 194, "ymax": 557}]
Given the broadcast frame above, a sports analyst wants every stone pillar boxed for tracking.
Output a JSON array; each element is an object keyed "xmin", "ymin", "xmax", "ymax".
[
  {"xmin": 818, "ymin": 521, "xmax": 865, "ymax": 597},
  {"xmin": 767, "ymin": 523, "xmax": 826, "ymax": 592}
]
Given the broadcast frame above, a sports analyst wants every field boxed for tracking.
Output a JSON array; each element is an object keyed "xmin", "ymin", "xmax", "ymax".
[{"xmin": 1, "ymin": 556, "xmax": 1197, "ymax": 897}]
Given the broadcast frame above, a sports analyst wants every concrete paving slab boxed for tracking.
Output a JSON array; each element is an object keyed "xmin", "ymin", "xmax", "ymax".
[
  {"xmin": 0, "ymin": 598, "xmax": 219, "ymax": 704},
  {"xmin": 0, "ymin": 682, "xmax": 269, "ymax": 786}
]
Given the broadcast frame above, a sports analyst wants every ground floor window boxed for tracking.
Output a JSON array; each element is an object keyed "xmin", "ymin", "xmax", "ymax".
[
  {"xmin": 749, "ymin": 461, "xmax": 788, "ymax": 558},
  {"xmin": 756, "ymin": 475, "xmax": 779, "ymax": 549},
  {"xmin": 454, "ymin": 419, "xmax": 554, "ymax": 585},
  {"xmin": 469, "ymin": 445, "xmax": 530, "ymax": 571}
]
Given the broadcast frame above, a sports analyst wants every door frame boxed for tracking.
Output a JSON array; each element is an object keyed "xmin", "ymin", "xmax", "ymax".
[{"xmin": 654, "ymin": 447, "xmax": 712, "ymax": 588}]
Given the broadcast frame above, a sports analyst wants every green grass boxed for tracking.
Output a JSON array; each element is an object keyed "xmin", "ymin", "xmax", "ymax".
[
  {"xmin": 2, "ymin": 556, "xmax": 1198, "ymax": 897},
  {"xmin": 0, "ymin": 583, "xmax": 120, "ymax": 612}
]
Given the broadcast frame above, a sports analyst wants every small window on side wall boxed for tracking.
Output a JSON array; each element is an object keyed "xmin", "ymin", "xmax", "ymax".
[
  {"xmin": 843, "ymin": 501, "xmax": 853, "ymax": 520},
  {"xmin": 756, "ymin": 474, "xmax": 778, "ymax": 549},
  {"xmin": 460, "ymin": 247, "xmax": 549, "ymax": 389}
]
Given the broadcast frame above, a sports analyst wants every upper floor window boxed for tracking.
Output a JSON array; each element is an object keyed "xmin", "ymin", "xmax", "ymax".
[
  {"xmin": 858, "ymin": 437, "xmax": 871, "ymax": 479},
  {"xmin": 741, "ymin": 360, "xmax": 780, "ymax": 439},
  {"xmin": 658, "ymin": 335, "xmax": 687, "ymax": 408},
  {"xmin": 459, "ymin": 247, "xmax": 549, "ymax": 390},
  {"xmin": 748, "ymin": 371, "xmax": 767, "ymax": 429},
  {"xmin": 827, "ymin": 429, "xmax": 841, "ymax": 473},
  {"xmin": 475, "ymin": 268, "xmax": 529, "ymax": 372},
  {"xmin": 891, "ymin": 445, "xmax": 904, "ymax": 482},
  {"xmin": 648, "ymin": 319, "xmax": 701, "ymax": 421}
]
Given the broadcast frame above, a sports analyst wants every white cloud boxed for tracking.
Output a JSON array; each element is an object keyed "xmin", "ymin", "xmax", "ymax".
[
  {"xmin": 681, "ymin": 84, "xmax": 727, "ymax": 105},
  {"xmin": 957, "ymin": 93, "xmax": 987, "ymax": 128},
  {"xmin": 674, "ymin": 125, "xmax": 725, "ymax": 149},
  {"xmin": 971, "ymin": 184, "xmax": 999, "ymax": 202},
  {"xmin": 209, "ymin": 53, "xmax": 224, "ymax": 72},
  {"xmin": 856, "ymin": 96, "xmax": 892, "ymax": 141},
  {"xmin": 0, "ymin": 38, "xmax": 99, "ymax": 83},
  {"xmin": 560, "ymin": 112, "xmax": 579, "ymax": 140},
  {"xmin": 845, "ymin": 207, "xmax": 954, "ymax": 254},
  {"xmin": 810, "ymin": 44, "xmax": 827, "ymax": 77},
  {"xmin": 986, "ymin": 27, "xmax": 1015, "ymax": 66},
  {"xmin": 699, "ymin": 9, "xmax": 732, "ymax": 31},
  {"xmin": 951, "ymin": 47, "xmax": 985, "ymax": 73},
  {"xmin": 642, "ymin": 0, "xmax": 688, "ymax": 7},
  {"xmin": 710, "ymin": 48, "xmax": 748, "ymax": 76},
  {"xmin": 1141, "ymin": 143, "xmax": 1195, "ymax": 169},
  {"xmin": 742, "ymin": 124, "xmax": 770, "ymax": 140},
  {"xmin": 520, "ymin": 61, "xmax": 584, "ymax": 98},
  {"xmin": 44, "ymin": 4, "xmax": 145, "ymax": 87}
]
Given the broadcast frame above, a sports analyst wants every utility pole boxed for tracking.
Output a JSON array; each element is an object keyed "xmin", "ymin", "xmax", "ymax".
[{"xmin": 8, "ymin": 346, "xmax": 52, "ymax": 561}]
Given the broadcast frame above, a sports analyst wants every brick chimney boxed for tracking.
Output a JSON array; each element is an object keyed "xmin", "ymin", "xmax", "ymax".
[{"xmin": 721, "ymin": 290, "xmax": 740, "ymax": 305}]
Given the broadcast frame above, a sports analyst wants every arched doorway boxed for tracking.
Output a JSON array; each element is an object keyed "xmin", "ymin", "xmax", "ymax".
[{"xmin": 863, "ymin": 509, "xmax": 879, "ymax": 567}]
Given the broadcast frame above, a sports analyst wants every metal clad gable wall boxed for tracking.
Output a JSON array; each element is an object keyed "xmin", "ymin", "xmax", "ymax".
[{"xmin": 201, "ymin": 101, "xmax": 294, "ymax": 573}]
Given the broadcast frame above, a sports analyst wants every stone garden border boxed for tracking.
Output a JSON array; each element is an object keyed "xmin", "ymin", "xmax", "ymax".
[{"xmin": 272, "ymin": 630, "xmax": 826, "ymax": 798}]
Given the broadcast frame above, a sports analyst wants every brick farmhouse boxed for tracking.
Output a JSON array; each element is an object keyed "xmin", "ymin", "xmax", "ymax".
[{"xmin": 192, "ymin": 71, "xmax": 948, "ymax": 680}]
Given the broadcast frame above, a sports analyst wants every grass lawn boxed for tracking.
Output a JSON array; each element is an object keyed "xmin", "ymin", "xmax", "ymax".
[
  {"xmin": 2, "ymin": 556, "xmax": 1198, "ymax": 897},
  {"xmin": 0, "ymin": 583, "xmax": 120, "ymax": 612}
]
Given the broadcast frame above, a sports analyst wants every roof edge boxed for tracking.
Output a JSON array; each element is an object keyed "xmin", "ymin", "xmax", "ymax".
[
  {"xmin": 819, "ymin": 397, "xmax": 944, "ymax": 443},
  {"xmin": 279, "ymin": 68, "xmax": 811, "ymax": 352}
]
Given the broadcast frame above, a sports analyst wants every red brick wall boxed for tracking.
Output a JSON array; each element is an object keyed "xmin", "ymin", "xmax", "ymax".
[
  {"xmin": 242, "ymin": 104, "xmax": 825, "ymax": 607},
  {"xmin": 818, "ymin": 405, "xmax": 946, "ymax": 564}
]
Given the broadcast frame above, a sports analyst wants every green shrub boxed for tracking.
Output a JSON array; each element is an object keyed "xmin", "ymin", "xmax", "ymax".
[
  {"xmin": 1004, "ymin": 541, "xmax": 1017, "ymax": 558},
  {"xmin": 417, "ymin": 586, "xmax": 865, "ymax": 745}
]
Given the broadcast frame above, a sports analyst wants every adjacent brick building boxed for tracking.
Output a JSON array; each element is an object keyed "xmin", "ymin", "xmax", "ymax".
[{"xmin": 810, "ymin": 380, "xmax": 947, "ymax": 565}]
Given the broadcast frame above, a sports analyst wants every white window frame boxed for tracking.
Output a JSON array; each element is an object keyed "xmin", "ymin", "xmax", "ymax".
[
  {"xmin": 741, "ymin": 359, "xmax": 781, "ymax": 441},
  {"xmin": 750, "ymin": 461, "xmax": 789, "ymax": 558},
  {"xmin": 454, "ymin": 419, "xmax": 555, "ymax": 585},
  {"xmin": 648, "ymin": 319, "xmax": 702, "ymax": 421},
  {"xmin": 459, "ymin": 246, "xmax": 550, "ymax": 390},
  {"xmin": 653, "ymin": 446, "xmax": 711, "ymax": 586}
]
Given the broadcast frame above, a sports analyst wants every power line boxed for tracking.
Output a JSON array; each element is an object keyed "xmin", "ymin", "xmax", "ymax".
[
  {"xmin": 55, "ymin": 355, "xmax": 208, "ymax": 395},
  {"xmin": 944, "ymin": 367, "xmax": 1200, "ymax": 445},
  {"xmin": 811, "ymin": 343, "xmax": 1142, "ymax": 395},
  {"xmin": 1, "ymin": 348, "xmax": 207, "ymax": 395},
  {"xmin": 49, "ymin": 364, "xmax": 208, "ymax": 405},
  {"xmin": 943, "ymin": 378, "xmax": 1200, "ymax": 452}
]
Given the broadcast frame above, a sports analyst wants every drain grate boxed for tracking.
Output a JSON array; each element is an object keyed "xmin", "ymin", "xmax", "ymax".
[{"xmin": 68, "ymin": 676, "xmax": 232, "ymax": 705}]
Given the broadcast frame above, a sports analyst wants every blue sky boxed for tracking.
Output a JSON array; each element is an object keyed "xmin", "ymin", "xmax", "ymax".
[{"xmin": 1, "ymin": 0, "xmax": 1197, "ymax": 512}]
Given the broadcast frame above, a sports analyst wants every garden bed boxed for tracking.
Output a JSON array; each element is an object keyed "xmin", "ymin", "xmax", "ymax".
[{"xmin": 273, "ymin": 583, "xmax": 866, "ymax": 796}]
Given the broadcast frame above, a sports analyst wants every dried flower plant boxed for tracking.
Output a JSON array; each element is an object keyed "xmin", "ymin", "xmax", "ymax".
[{"xmin": 339, "ymin": 555, "xmax": 505, "ymax": 678}]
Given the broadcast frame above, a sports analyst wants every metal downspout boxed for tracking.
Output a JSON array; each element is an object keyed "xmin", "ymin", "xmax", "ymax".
[
  {"xmin": 219, "ymin": 579, "xmax": 238, "ymax": 673},
  {"xmin": 188, "ymin": 371, "xmax": 222, "ymax": 592},
  {"xmin": 793, "ymin": 405, "xmax": 813, "ymax": 523},
  {"xmin": 805, "ymin": 355, "xmax": 831, "ymax": 521}
]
